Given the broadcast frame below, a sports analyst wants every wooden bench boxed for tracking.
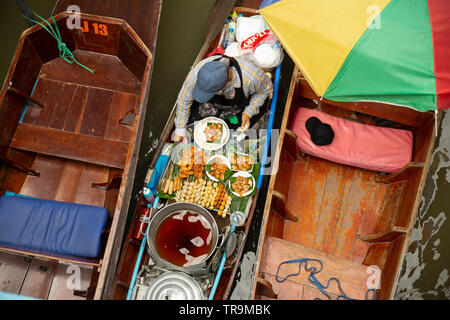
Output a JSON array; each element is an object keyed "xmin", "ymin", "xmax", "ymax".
[{"xmin": 10, "ymin": 123, "xmax": 128, "ymax": 169}]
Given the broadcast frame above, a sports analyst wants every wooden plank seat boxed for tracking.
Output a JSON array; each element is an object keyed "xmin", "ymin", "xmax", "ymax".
[
  {"xmin": 10, "ymin": 123, "xmax": 128, "ymax": 169},
  {"xmin": 259, "ymin": 237, "xmax": 374, "ymax": 300}
]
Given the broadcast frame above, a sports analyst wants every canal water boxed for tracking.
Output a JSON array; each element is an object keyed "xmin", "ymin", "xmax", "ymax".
[{"xmin": 0, "ymin": 0, "xmax": 449, "ymax": 300}]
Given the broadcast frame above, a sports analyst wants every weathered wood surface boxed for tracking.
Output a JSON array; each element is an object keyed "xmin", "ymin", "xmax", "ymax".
[
  {"xmin": 11, "ymin": 123, "xmax": 129, "ymax": 169},
  {"xmin": 52, "ymin": 0, "xmax": 162, "ymax": 54},
  {"xmin": 41, "ymin": 51, "xmax": 141, "ymax": 94},
  {"xmin": 0, "ymin": 252, "xmax": 31, "ymax": 294},
  {"xmin": 19, "ymin": 258, "xmax": 58, "ymax": 299},
  {"xmin": 260, "ymin": 237, "xmax": 371, "ymax": 300}
]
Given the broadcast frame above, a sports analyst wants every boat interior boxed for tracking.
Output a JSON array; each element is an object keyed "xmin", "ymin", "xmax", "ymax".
[
  {"xmin": 252, "ymin": 68, "xmax": 438, "ymax": 300},
  {"xmin": 0, "ymin": 12, "xmax": 151, "ymax": 299},
  {"xmin": 111, "ymin": 6, "xmax": 274, "ymax": 300}
]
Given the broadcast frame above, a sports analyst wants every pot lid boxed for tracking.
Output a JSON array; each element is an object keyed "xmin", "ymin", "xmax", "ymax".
[{"xmin": 144, "ymin": 272, "xmax": 204, "ymax": 300}]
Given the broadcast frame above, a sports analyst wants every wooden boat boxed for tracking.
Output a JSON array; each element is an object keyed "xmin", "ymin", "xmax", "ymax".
[
  {"xmin": 249, "ymin": 67, "xmax": 440, "ymax": 300},
  {"xmin": 0, "ymin": 12, "xmax": 153, "ymax": 300},
  {"xmin": 110, "ymin": 4, "xmax": 283, "ymax": 300}
]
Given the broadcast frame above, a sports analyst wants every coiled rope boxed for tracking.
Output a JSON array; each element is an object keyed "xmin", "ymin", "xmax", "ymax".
[
  {"xmin": 275, "ymin": 258, "xmax": 377, "ymax": 300},
  {"xmin": 23, "ymin": 11, "xmax": 95, "ymax": 74}
]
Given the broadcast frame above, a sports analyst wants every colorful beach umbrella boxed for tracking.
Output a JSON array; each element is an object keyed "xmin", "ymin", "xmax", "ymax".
[{"xmin": 260, "ymin": 0, "xmax": 450, "ymax": 112}]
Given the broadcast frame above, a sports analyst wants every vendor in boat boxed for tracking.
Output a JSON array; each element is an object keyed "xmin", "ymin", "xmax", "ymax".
[{"xmin": 172, "ymin": 54, "xmax": 273, "ymax": 142}]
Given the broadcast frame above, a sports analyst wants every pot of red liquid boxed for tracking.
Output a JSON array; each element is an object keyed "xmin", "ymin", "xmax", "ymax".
[{"xmin": 147, "ymin": 202, "xmax": 219, "ymax": 274}]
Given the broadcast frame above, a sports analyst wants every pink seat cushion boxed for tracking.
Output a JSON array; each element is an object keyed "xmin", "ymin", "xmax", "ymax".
[{"xmin": 290, "ymin": 107, "xmax": 413, "ymax": 173}]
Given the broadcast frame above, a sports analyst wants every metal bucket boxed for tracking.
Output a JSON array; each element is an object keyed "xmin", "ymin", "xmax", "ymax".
[{"xmin": 147, "ymin": 202, "xmax": 219, "ymax": 275}]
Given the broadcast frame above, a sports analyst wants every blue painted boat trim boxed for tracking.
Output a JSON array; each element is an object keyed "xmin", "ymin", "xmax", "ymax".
[{"xmin": 19, "ymin": 78, "xmax": 39, "ymax": 123}]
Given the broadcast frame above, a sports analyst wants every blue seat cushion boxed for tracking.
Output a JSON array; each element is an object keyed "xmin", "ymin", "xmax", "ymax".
[{"xmin": 0, "ymin": 196, "xmax": 109, "ymax": 258}]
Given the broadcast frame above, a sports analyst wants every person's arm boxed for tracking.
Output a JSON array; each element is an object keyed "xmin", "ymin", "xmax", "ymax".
[
  {"xmin": 174, "ymin": 74, "xmax": 196, "ymax": 133},
  {"xmin": 243, "ymin": 71, "xmax": 273, "ymax": 118}
]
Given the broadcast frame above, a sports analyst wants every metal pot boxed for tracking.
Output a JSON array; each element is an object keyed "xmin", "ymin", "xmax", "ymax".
[{"xmin": 147, "ymin": 202, "xmax": 219, "ymax": 275}]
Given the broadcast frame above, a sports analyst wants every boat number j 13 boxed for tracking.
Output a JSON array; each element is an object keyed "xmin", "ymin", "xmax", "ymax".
[{"xmin": 79, "ymin": 21, "xmax": 109, "ymax": 36}]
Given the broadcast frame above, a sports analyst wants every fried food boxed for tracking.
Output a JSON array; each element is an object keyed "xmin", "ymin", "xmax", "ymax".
[
  {"xmin": 178, "ymin": 146, "xmax": 208, "ymax": 179},
  {"xmin": 229, "ymin": 153, "xmax": 254, "ymax": 171},
  {"xmin": 209, "ymin": 157, "xmax": 228, "ymax": 180},
  {"xmin": 204, "ymin": 122, "xmax": 223, "ymax": 143},
  {"xmin": 231, "ymin": 176, "xmax": 253, "ymax": 197}
]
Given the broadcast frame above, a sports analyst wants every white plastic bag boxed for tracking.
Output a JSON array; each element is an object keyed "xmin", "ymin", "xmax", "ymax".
[
  {"xmin": 252, "ymin": 34, "xmax": 284, "ymax": 69},
  {"xmin": 225, "ymin": 42, "xmax": 243, "ymax": 57},
  {"xmin": 235, "ymin": 15, "xmax": 268, "ymax": 43}
]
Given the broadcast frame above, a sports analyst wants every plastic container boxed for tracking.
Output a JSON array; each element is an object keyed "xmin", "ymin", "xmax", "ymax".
[
  {"xmin": 142, "ymin": 186, "xmax": 154, "ymax": 203},
  {"xmin": 224, "ymin": 27, "xmax": 236, "ymax": 49},
  {"xmin": 218, "ymin": 19, "xmax": 230, "ymax": 48}
]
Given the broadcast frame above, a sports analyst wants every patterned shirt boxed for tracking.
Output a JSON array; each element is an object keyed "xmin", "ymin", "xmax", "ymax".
[{"xmin": 174, "ymin": 55, "xmax": 273, "ymax": 130}]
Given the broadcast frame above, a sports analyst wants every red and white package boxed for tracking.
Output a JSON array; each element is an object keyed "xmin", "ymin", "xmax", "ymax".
[{"xmin": 240, "ymin": 30, "xmax": 270, "ymax": 50}]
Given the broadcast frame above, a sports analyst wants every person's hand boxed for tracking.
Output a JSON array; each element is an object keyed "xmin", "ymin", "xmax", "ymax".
[
  {"xmin": 238, "ymin": 113, "xmax": 251, "ymax": 132},
  {"xmin": 171, "ymin": 129, "xmax": 188, "ymax": 144}
]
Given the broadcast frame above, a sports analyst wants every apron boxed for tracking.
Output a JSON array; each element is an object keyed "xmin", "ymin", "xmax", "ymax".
[{"xmin": 188, "ymin": 55, "xmax": 265, "ymax": 129}]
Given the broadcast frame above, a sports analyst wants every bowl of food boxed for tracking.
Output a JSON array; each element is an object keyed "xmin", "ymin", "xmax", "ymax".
[
  {"xmin": 229, "ymin": 171, "xmax": 256, "ymax": 198},
  {"xmin": 205, "ymin": 155, "xmax": 231, "ymax": 182},
  {"xmin": 228, "ymin": 152, "xmax": 254, "ymax": 172},
  {"xmin": 194, "ymin": 117, "xmax": 229, "ymax": 151}
]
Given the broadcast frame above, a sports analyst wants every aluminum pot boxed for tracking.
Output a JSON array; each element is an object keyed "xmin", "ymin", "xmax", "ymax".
[{"xmin": 147, "ymin": 202, "xmax": 219, "ymax": 275}]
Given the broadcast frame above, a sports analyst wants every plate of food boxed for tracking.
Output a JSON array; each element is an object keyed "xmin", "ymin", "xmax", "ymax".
[
  {"xmin": 229, "ymin": 171, "xmax": 256, "ymax": 198},
  {"xmin": 194, "ymin": 117, "xmax": 229, "ymax": 151},
  {"xmin": 228, "ymin": 152, "xmax": 254, "ymax": 172},
  {"xmin": 205, "ymin": 155, "xmax": 232, "ymax": 182}
]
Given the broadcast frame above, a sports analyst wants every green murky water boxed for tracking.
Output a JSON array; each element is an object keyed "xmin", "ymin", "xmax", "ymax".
[{"xmin": 0, "ymin": 0, "xmax": 448, "ymax": 300}]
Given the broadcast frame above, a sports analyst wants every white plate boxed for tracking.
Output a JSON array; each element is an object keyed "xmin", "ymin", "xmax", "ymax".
[
  {"xmin": 229, "ymin": 171, "xmax": 256, "ymax": 198},
  {"xmin": 194, "ymin": 117, "xmax": 229, "ymax": 151},
  {"xmin": 205, "ymin": 155, "xmax": 231, "ymax": 182}
]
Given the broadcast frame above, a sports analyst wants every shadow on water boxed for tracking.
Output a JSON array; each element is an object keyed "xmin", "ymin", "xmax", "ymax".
[
  {"xmin": 0, "ymin": 0, "xmax": 449, "ymax": 300},
  {"xmin": 0, "ymin": 0, "xmax": 56, "ymax": 83}
]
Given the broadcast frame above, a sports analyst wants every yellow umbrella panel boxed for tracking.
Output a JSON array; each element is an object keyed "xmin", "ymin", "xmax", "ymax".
[{"xmin": 260, "ymin": 0, "xmax": 391, "ymax": 97}]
